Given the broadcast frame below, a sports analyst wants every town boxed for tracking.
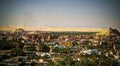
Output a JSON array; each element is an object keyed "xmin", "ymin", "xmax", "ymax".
[{"xmin": 0, "ymin": 27, "xmax": 120, "ymax": 66}]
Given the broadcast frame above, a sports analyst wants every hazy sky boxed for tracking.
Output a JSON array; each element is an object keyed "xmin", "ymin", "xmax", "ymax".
[{"xmin": 0, "ymin": 0, "xmax": 120, "ymax": 28}]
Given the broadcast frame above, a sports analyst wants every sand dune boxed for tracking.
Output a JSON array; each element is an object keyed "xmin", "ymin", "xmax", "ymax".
[{"xmin": 0, "ymin": 26, "xmax": 111, "ymax": 32}]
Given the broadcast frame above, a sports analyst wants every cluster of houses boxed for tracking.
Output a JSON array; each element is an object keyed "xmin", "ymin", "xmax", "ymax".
[{"xmin": 0, "ymin": 27, "xmax": 120, "ymax": 66}]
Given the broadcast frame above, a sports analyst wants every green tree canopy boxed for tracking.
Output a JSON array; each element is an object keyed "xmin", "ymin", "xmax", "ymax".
[{"xmin": 39, "ymin": 44, "xmax": 50, "ymax": 52}]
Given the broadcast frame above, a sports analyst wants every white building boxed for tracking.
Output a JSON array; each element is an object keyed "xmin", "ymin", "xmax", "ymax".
[{"xmin": 80, "ymin": 49, "xmax": 98, "ymax": 54}]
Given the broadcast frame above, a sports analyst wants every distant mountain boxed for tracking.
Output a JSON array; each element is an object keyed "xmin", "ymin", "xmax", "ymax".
[{"xmin": 0, "ymin": 26, "xmax": 118, "ymax": 32}]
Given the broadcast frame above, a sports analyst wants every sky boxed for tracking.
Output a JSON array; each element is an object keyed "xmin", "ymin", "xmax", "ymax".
[{"xmin": 0, "ymin": 0, "xmax": 120, "ymax": 28}]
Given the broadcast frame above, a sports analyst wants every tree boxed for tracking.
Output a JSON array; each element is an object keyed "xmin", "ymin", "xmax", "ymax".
[
  {"xmin": 49, "ymin": 61, "xmax": 55, "ymax": 66},
  {"xmin": 12, "ymin": 47, "xmax": 24, "ymax": 56},
  {"xmin": 72, "ymin": 41, "xmax": 78, "ymax": 46},
  {"xmin": 26, "ymin": 45, "xmax": 35, "ymax": 51},
  {"xmin": 11, "ymin": 42, "xmax": 24, "ymax": 56},
  {"xmin": 39, "ymin": 44, "xmax": 50, "ymax": 52},
  {"xmin": 63, "ymin": 56, "xmax": 73, "ymax": 66},
  {"xmin": 0, "ymin": 38, "xmax": 14, "ymax": 50},
  {"xmin": 56, "ymin": 56, "xmax": 73, "ymax": 66},
  {"xmin": 18, "ymin": 58, "xmax": 25, "ymax": 66},
  {"xmin": 52, "ymin": 47, "xmax": 60, "ymax": 53},
  {"xmin": 31, "ymin": 61, "xmax": 36, "ymax": 66}
]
